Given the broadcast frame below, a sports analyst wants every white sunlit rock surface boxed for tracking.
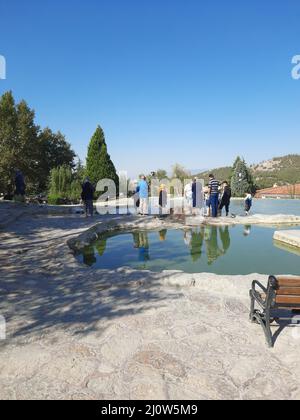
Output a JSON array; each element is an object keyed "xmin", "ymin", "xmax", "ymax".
[
  {"xmin": 1, "ymin": 202, "xmax": 300, "ymax": 400},
  {"xmin": 274, "ymin": 230, "xmax": 300, "ymax": 249}
]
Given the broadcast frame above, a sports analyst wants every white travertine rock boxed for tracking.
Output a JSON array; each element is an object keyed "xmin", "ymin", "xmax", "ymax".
[{"xmin": 1, "ymin": 201, "xmax": 300, "ymax": 400}]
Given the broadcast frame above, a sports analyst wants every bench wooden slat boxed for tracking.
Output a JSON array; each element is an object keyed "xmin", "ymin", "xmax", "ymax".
[
  {"xmin": 276, "ymin": 287, "xmax": 300, "ymax": 296},
  {"xmin": 275, "ymin": 295, "xmax": 300, "ymax": 305},
  {"xmin": 276, "ymin": 277, "xmax": 300, "ymax": 288},
  {"xmin": 251, "ymin": 276, "xmax": 300, "ymax": 347}
]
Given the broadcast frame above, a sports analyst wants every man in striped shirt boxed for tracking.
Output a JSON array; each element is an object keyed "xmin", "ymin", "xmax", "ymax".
[{"xmin": 209, "ymin": 174, "xmax": 221, "ymax": 218}]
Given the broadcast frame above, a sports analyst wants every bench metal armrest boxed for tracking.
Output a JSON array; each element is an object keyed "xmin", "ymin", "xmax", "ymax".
[{"xmin": 251, "ymin": 280, "xmax": 268, "ymax": 308}]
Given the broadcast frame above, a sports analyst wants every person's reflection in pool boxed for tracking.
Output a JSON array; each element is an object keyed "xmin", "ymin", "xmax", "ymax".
[
  {"xmin": 219, "ymin": 226, "xmax": 231, "ymax": 255},
  {"xmin": 82, "ymin": 245, "xmax": 97, "ymax": 266},
  {"xmin": 243, "ymin": 225, "xmax": 252, "ymax": 236},
  {"xmin": 133, "ymin": 232, "xmax": 150, "ymax": 261},
  {"xmin": 205, "ymin": 226, "xmax": 223, "ymax": 266},
  {"xmin": 189, "ymin": 228, "xmax": 204, "ymax": 263},
  {"xmin": 159, "ymin": 230, "xmax": 167, "ymax": 241},
  {"xmin": 184, "ymin": 230, "xmax": 192, "ymax": 247}
]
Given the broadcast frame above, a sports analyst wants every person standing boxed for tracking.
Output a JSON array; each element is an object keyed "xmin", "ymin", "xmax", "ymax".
[
  {"xmin": 184, "ymin": 181, "xmax": 193, "ymax": 215},
  {"xmin": 208, "ymin": 174, "xmax": 220, "ymax": 218},
  {"xmin": 138, "ymin": 175, "xmax": 149, "ymax": 216},
  {"xmin": 219, "ymin": 181, "xmax": 232, "ymax": 217},
  {"xmin": 192, "ymin": 178, "xmax": 202, "ymax": 216},
  {"xmin": 245, "ymin": 193, "xmax": 253, "ymax": 216},
  {"xmin": 14, "ymin": 170, "xmax": 26, "ymax": 202},
  {"xmin": 159, "ymin": 184, "xmax": 168, "ymax": 217},
  {"xmin": 81, "ymin": 177, "xmax": 95, "ymax": 217},
  {"xmin": 203, "ymin": 185, "xmax": 211, "ymax": 217}
]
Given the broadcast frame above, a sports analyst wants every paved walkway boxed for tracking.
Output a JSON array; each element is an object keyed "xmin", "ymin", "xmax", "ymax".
[{"xmin": 1, "ymin": 203, "xmax": 300, "ymax": 400}]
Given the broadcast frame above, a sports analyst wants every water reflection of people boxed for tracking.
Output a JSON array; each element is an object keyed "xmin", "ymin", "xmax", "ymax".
[
  {"xmin": 243, "ymin": 225, "xmax": 251, "ymax": 236},
  {"xmin": 190, "ymin": 228, "xmax": 204, "ymax": 262},
  {"xmin": 184, "ymin": 227, "xmax": 230, "ymax": 265},
  {"xmin": 219, "ymin": 226, "xmax": 231, "ymax": 254},
  {"xmin": 133, "ymin": 232, "xmax": 150, "ymax": 261},
  {"xmin": 159, "ymin": 230, "xmax": 167, "ymax": 241},
  {"xmin": 205, "ymin": 226, "xmax": 224, "ymax": 266},
  {"xmin": 184, "ymin": 230, "xmax": 192, "ymax": 247}
]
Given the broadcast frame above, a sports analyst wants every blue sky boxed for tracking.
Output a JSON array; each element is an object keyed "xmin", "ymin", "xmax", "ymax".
[{"xmin": 1, "ymin": 0, "xmax": 300, "ymax": 177}]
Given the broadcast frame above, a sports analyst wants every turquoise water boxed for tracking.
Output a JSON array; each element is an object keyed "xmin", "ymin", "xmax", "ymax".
[
  {"xmin": 76, "ymin": 200, "xmax": 300, "ymax": 275},
  {"xmin": 229, "ymin": 199, "xmax": 300, "ymax": 216},
  {"xmin": 77, "ymin": 225, "xmax": 300, "ymax": 275}
]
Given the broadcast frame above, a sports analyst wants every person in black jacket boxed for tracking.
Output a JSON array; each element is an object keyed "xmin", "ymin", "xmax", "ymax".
[
  {"xmin": 219, "ymin": 181, "xmax": 231, "ymax": 217},
  {"xmin": 81, "ymin": 177, "xmax": 95, "ymax": 217},
  {"xmin": 15, "ymin": 170, "xmax": 26, "ymax": 202}
]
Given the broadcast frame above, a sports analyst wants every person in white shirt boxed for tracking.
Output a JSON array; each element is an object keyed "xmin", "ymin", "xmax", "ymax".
[{"xmin": 184, "ymin": 182, "xmax": 193, "ymax": 215}]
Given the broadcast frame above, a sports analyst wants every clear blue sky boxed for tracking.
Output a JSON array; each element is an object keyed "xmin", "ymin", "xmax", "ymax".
[{"xmin": 1, "ymin": 0, "xmax": 300, "ymax": 177}]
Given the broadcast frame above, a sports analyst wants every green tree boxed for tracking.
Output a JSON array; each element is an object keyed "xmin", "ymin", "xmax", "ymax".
[
  {"xmin": 38, "ymin": 128, "xmax": 75, "ymax": 191},
  {"xmin": 155, "ymin": 169, "xmax": 168, "ymax": 180},
  {"xmin": 172, "ymin": 164, "xmax": 191, "ymax": 182},
  {"xmin": 0, "ymin": 91, "xmax": 76, "ymax": 195},
  {"xmin": 70, "ymin": 159, "xmax": 86, "ymax": 201},
  {"xmin": 0, "ymin": 91, "xmax": 18, "ymax": 194},
  {"xmin": 16, "ymin": 100, "xmax": 41, "ymax": 191},
  {"xmin": 86, "ymin": 126, "xmax": 118, "ymax": 193},
  {"xmin": 230, "ymin": 156, "xmax": 242, "ymax": 183},
  {"xmin": 231, "ymin": 158, "xmax": 255, "ymax": 197},
  {"xmin": 48, "ymin": 165, "xmax": 74, "ymax": 204}
]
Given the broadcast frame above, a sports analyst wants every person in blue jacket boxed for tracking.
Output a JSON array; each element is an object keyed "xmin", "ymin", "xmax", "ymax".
[{"xmin": 137, "ymin": 176, "xmax": 149, "ymax": 216}]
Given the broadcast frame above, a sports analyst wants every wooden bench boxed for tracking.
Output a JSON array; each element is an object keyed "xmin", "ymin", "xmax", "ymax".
[{"xmin": 250, "ymin": 275, "xmax": 300, "ymax": 347}]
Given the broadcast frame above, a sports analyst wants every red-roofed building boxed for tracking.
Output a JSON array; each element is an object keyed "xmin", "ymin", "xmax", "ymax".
[{"xmin": 255, "ymin": 184, "xmax": 300, "ymax": 199}]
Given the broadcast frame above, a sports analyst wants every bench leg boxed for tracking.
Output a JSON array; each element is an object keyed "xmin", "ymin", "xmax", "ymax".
[
  {"xmin": 253, "ymin": 310, "xmax": 273, "ymax": 348},
  {"xmin": 249, "ymin": 294, "xmax": 255, "ymax": 322},
  {"xmin": 264, "ymin": 309, "xmax": 273, "ymax": 348}
]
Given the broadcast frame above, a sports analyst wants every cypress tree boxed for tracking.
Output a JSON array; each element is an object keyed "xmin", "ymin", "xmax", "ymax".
[
  {"xmin": 231, "ymin": 158, "xmax": 254, "ymax": 197},
  {"xmin": 86, "ymin": 126, "xmax": 118, "ymax": 192}
]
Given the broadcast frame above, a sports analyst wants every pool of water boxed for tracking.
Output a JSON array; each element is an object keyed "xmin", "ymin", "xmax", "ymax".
[
  {"xmin": 228, "ymin": 199, "xmax": 300, "ymax": 216},
  {"xmin": 76, "ymin": 225, "xmax": 300, "ymax": 275}
]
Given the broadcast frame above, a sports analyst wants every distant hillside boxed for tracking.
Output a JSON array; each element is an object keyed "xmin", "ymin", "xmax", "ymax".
[
  {"xmin": 196, "ymin": 167, "xmax": 232, "ymax": 185},
  {"xmin": 251, "ymin": 155, "xmax": 300, "ymax": 189},
  {"xmin": 196, "ymin": 155, "xmax": 300, "ymax": 189}
]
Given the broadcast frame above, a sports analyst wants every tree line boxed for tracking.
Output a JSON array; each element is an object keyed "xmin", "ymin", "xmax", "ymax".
[
  {"xmin": 152, "ymin": 158, "xmax": 255, "ymax": 197},
  {"xmin": 0, "ymin": 92, "xmax": 118, "ymax": 203},
  {"xmin": 0, "ymin": 91, "xmax": 254, "ymax": 203}
]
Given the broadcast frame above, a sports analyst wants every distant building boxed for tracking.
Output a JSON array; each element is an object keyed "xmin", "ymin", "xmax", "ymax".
[{"xmin": 255, "ymin": 184, "xmax": 300, "ymax": 199}]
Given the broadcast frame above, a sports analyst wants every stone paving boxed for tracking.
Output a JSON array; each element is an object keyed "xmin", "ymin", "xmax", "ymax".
[{"xmin": 1, "ymin": 202, "xmax": 300, "ymax": 400}]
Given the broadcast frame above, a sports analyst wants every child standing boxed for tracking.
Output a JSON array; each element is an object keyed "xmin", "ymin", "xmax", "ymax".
[{"xmin": 245, "ymin": 193, "xmax": 253, "ymax": 216}]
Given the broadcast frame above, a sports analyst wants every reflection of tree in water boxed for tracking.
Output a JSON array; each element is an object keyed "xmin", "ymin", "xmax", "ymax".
[
  {"xmin": 205, "ymin": 226, "xmax": 224, "ymax": 266},
  {"xmin": 190, "ymin": 228, "xmax": 204, "ymax": 263},
  {"xmin": 82, "ymin": 245, "xmax": 97, "ymax": 267},
  {"xmin": 132, "ymin": 232, "xmax": 150, "ymax": 262},
  {"xmin": 95, "ymin": 237, "xmax": 107, "ymax": 257}
]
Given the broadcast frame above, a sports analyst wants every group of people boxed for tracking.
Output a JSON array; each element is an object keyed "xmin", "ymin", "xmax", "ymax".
[
  {"xmin": 10, "ymin": 170, "xmax": 253, "ymax": 219},
  {"xmin": 185, "ymin": 174, "xmax": 253, "ymax": 218},
  {"xmin": 134, "ymin": 174, "xmax": 253, "ymax": 218}
]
